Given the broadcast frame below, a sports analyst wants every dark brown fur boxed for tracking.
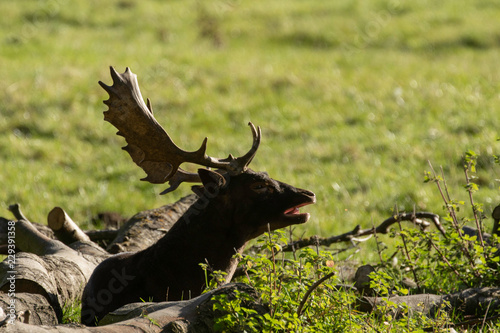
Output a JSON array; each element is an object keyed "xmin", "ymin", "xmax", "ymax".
[{"xmin": 81, "ymin": 169, "xmax": 315, "ymax": 326}]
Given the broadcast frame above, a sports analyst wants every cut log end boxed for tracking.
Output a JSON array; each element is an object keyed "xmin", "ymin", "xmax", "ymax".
[{"xmin": 48, "ymin": 207, "xmax": 90, "ymax": 244}]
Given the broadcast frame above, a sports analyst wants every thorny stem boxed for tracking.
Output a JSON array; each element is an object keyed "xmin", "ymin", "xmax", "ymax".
[
  {"xmin": 424, "ymin": 232, "xmax": 475, "ymax": 283},
  {"xmin": 314, "ymin": 235, "xmax": 320, "ymax": 255},
  {"xmin": 313, "ymin": 235, "xmax": 321, "ymax": 279},
  {"xmin": 372, "ymin": 218, "xmax": 384, "ymax": 265},
  {"xmin": 464, "ymin": 164, "xmax": 485, "ymax": 247},
  {"xmin": 439, "ymin": 168, "xmax": 464, "ymax": 230},
  {"xmin": 289, "ymin": 226, "xmax": 297, "ymax": 262},
  {"xmin": 428, "ymin": 162, "xmax": 477, "ymax": 270},
  {"xmin": 439, "ymin": 166, "xmax": 453, "ymax": 206},
  {"xmin": 427, "ymin": 162, "xmax": 458, "ymax": 227},
  {"xmin": 267, "ymin": 223, "xmax": 277, "ymax": 315},
  {"xmin": 438, "ymin": 165, "xmax": 466, "ymax": 235},
  {"xmin": 395, "ymin": 205, "xmax": 421, "ymax": 291}
]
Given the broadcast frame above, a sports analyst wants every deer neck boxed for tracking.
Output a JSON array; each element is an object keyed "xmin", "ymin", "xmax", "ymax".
[{"xmin": 149, "ymin": 198, "xmax": 248, "ymax": 275}]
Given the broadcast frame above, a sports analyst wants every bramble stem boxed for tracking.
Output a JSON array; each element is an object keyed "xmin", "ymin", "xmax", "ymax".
[{"xmin": 464, "ymin": 164, "xmax": 485, "ymax": 247}]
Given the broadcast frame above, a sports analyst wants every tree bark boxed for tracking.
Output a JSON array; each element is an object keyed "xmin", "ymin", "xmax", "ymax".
[
  {"xmin": 0, "ymin": 195, "xmax": 198, "ymax": 327},
  {"xmin": 357, "ymin": 293, "xmax": 444, "ymax": 317},
  {"xmin": 357, "ymin": 287, "xmax": 500, "ymax": 319},
  {"xmin": 106, "ymin": 194, "xmax": 197, "ymax": 254},
  {"xmin": 0, "ymin": 217, "xmax": 54, "ymax": 248},
  {"xmin": 441, "ymin": 287, "xmax": 500, "ymax": 318},
  {"xmin": 0, "ymin": 220, "xmax": 109, "ymax": 324},
  {"xmin": 0, "ymin": 283, "xmax": 266, "ymax": 333},
  {"xmin": 0, "ymin": 292, "xmax": 57, "ymax": 326}
]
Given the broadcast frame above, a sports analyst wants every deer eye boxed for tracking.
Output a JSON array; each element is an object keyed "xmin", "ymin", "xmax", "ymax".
[{"xmin": 251, "ymin": 182, "xmax": 270, "ymax": 194}]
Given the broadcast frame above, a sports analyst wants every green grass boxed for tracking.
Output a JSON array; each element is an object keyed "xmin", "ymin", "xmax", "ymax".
[{"xmin": 1, "ymin": 0, "xmax": 500, "ymax": 250}]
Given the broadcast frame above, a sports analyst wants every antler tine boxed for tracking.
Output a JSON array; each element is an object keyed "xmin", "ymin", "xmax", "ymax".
[
  {"xmin": 101, "ymin": 67, "xmax": 262, "ymax": 193},
  {"xmin": 225, "ymin": 122, "xmax": 261, "ymax": 174},
  {"xmin": 160, "ymin": 170, "xmax": 202, "ymax": 195}
]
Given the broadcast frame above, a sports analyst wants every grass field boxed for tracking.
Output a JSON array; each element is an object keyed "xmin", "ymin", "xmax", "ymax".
[{"xmin": 1, "ymin": 0, "xmax": 500, "ymax": 250}]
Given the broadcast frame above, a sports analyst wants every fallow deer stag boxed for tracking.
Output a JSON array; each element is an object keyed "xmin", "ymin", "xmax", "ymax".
[{"xmin": 81, "ymin": 67, "xmax": 316, "ymax": 326}]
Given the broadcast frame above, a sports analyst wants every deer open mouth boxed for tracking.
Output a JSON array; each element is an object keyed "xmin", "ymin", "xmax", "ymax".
[{"xmin": 283, "ymin": 202, "xmax": 313, "ymax": 224}]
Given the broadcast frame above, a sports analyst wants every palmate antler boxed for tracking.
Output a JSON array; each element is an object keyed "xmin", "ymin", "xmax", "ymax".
[{"xmin": 100, "ymin": 67, "xmax": 261, "ymax": 194}]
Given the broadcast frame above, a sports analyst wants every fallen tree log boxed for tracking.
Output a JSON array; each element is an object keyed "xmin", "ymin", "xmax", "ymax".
[
  {"xmin": 0, "ymin": 195, "xmax": 199, "ymax": 326},
  {"xmin": 106, "ymin": 194, "xmax": 197, "ymax": 254},
  {"xmin": 1, "ymin": 201, "xmax": 497, "ymax": 331},
  {"xmin": 357, "ymin": 293, "xmax": 445, "ymax": 317},
  {"xmin": 0, "ymin": 212, "xmax": 54, "ymax": 246},
  {"xmin": 357, "ymin": 287, "xmax": 500, "ymax": 320},
  {"xmin": 47, "ymin": 208, "xmax": 121, "ymax": 247},
  {"xmin": 47, "ymin": 207, "xmax": 90, "ymax": 245},
  {"xmin": 1, "ymin": 205, "xmax": 118, "ymax": 252},
  {"xmin": 0, "ymin": 283, "xmax": 266, "ymax": 333},
  {"xmin": 440, "ymin": 287, "xmax": 500, "ymax": 318},
  {"xmin": 0, "ymin": 219, "xmax": 109, "ymax": 324},
  {"xmin": 42, "ymin": 195, "xmax": 196, "ymax": 252},
  {"xmin": 0, "ymin": 292, "xmax": 57, "ymax": 326}
]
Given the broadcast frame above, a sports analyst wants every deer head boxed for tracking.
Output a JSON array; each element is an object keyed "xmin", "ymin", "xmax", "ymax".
[
  {"xmin": 99, "ymin": 67, "xmax": 261, "ymax": 194},
  {"xmin": 190, "ymin": 168, "xmax": 316, "ymax": 239}
]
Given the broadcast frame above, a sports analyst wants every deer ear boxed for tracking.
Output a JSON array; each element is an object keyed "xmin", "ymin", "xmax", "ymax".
[{"xmin": 197, "ymin": 169, "xmax": 226, "ymax": 195}]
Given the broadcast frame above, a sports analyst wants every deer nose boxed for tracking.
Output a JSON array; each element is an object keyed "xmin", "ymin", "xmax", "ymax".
[{"xmin": 302, "ymin": 190, "xmax": 316, "ymax": 203}]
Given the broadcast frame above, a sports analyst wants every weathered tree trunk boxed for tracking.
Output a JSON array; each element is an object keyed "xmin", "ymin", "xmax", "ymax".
[
  {"xmin": 106, "ymin": 194, "xmax": 197, "ymax": 254},
  {"xmin": 0, "ymin": 196, "xmax": 198, "ymax": 326},
  {"xmin": 0, "ymin": 292, "xmax": 57, "ymax": 326},
  {"xmin": 357, "ymin": 287, "xmax": 500, "ymax": 319},
  {"xmin": 0, "ymin": 220, "xmax": 109, "ymax": 324},
  {"xmin": 440, "ymin": 287, "xmax": 500, "ymax": 318},
  {"xmin": 0, "ymin": 283, "xmax": 266, "ymax": 333},
  {"xmin": 1, "ymin": 208, "xmax": 117, "ymax": 254},
  {"xmin": 357, "ymin": 294, "xmax": 445, "ymax": 317},
  {"xmin": 0, "ymin": 217, "xmax": 54, "ymax": 247}
]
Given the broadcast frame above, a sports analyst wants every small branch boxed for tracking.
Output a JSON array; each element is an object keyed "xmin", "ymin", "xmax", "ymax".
[
  {"xmin": 481, "ymin": 300, "xmax": 493, "ymax": 332},
  {"xmin": 289, "ymin": 226, "xmax": 297, "ymax": 261},
  {"xmin": 8, "ymin": 203, "xmax": 28, "ymax": 221},
  {"xmin": 15, "ymin": 220, "xmax": 67, "ymax": 256},
  {"xmin": 47, "ymin": 207, "xmax": 90, "ymax": 244},
  {"xmin": 85, "ymin": 229, "xmax": 119, "ymax": 242},
  {"xmin": 424, "ymin": 232, "xmax": 473, "ymax": 283},
  {"xmin": 428, "ymin": 163, "xmax": 477, "ymax": 270},
  {"xmin": 283, "ymin": 212, "xmax": 442, "ymax": 252},
  {"xmin": 266, "ymin": 224, "xmax": 277, "ymax": 316},
  {"xmin": 372, "ymin": 218, "xmax": 384, "ymax": 265},
  {"xmin": 396, "ymin": 206, "xmax": 421, "ymax": 291},
  {"xmin": 297, "ymin": 272, "xmax": 335, "ymax": 317},
  {"xmin": 4, "ymin": 207, "xmax": 66, "ymax": 255},
  {"xmin": 428, "ymin": 163, "xmax": 458, "ymax": 232}
]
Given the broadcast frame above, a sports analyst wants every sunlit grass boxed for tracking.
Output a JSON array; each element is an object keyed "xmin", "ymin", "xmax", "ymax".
[{"xmin": 1, "ymin": 0, "xmax": 500, "ymax": 253}]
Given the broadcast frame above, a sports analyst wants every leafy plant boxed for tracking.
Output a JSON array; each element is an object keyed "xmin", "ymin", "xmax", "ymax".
[
  {"xmin": 203, "ymin": 148, "xmax": 500, "ymax": 331},
  {"xmin": 61, "ymin": 299, "xmax": 81, "ymax": 324}
]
